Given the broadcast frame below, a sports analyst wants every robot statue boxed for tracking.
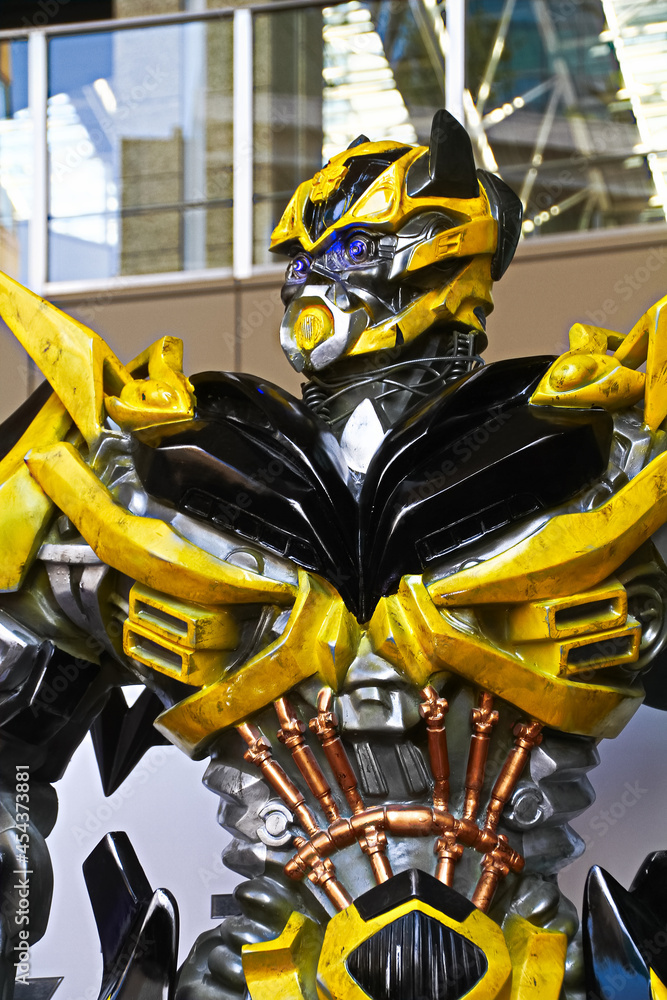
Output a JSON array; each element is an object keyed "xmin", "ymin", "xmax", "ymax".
[{"xmin": 1, "ymin": 109, "xmax": 667, "ymax": 1000}]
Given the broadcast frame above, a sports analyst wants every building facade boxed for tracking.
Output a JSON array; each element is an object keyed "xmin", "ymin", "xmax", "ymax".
[{"xmin": 0, "ymin": 0, "xmax": 666, "ymax": 420}]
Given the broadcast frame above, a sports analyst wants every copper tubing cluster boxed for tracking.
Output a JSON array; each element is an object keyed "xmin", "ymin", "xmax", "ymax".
[
  {"xmin": 421, "ymin": 690, "xmax": 542, "ymax": 906},
  {"xmin": 237, "ymin": 721, "xmax": 320, "ymax": 837},
  {"xmin": 306, "ymin": 689, "xmax": 392, "ymax": 884},
  {"xmin": 275, "ymin": 697, "xmax": 340, "ymax": 823},
  {"xmin": 483, "ymin": 720, "xmax": 543, "ymax": 833},
  {"xmin": 422, "ymin": 691, "xmax": 541, "ymax": 908},
  {"xmin": 283, "ymin": 804, "xmax": 524, "ymax": 870},
  {"xmin": 237, "ymin": 686, "xmax": 543, "ymax": 915},
  {"xmin": 240, "ymin": 691, "xmax": 393, "ymax": 907},
  {"xmin": 238, "ymin": 719, "xmax": 351, "ymax": 909}
]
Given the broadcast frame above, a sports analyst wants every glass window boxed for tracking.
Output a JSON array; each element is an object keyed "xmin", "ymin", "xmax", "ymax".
[
  {"xmin": 253, "ymin": 5, "xmax": 325, "ymax": 268},
  {"xmin": 47, "ymin": 16, "xmax": 233, "ymax": 282},
  {"xmin": 252, "ymin": 0, "xmax": 440, "ymax": 266},
  {"xmin": 466, "ymin": 0, "xmax": 667, "ymax": 236},
  {"xmin": 6, "ymin": 0, "xmax": 662, "ymax": 287},
  {"xmin": 0, "ymin": 39, "xmax": 30, "ymax": 284}
]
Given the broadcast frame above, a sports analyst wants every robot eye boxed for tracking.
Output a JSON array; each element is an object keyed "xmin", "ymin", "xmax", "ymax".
[
  {"xmin": 346, "ymin": 234, "xmax": 373, "ymax": 264},
  {"xmin": 288, "ymin": 254, "xmax": 311, "ymax": 280}
]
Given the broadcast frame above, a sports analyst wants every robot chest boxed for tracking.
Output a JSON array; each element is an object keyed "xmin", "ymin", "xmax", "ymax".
[
  {"xmin": 133, "ymin": 364, "xmax": 612, "ymax": 623},
  {"xmin": 115, "ymin": 365, "xmax": 648, "ymax": 758}
]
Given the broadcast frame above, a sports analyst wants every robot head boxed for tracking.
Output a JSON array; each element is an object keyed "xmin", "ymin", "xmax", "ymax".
[{"xmin": 270, "ymin": 110, "xmax": 522, "ymax": 374}]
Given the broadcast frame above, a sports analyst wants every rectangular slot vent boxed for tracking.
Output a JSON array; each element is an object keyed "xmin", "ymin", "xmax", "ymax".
[
  {"xmin": 554, "ymin": 599, "xmax": 619, "ymax": 630},
  {"xmin": 566, "ymin": 634, "xmax": 634, "ymax": 667},
  {"xmin": 134, "ymin": 600, "xmax": 189, "ymax": 639},
  {"xmin": 126, "ymin": 630, "xmax": 184, "ymax": 676},
  {"xmin": 561, "ymin": 624, "xmax": 641, "ymax": 676}
]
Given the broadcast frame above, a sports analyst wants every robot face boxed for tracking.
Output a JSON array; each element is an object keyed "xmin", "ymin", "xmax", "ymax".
[
  {"xmin": 278, "ymin": 226, "xmax": 400, "ymax": 373},
  {"xmin": 271, "ymin": 110, "xmax": 522, "ymax": 374}
]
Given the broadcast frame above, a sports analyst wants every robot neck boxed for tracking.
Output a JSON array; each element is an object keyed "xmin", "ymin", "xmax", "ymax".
[{"xmin": 301, "ymin": 326, "xmax": 484, "ymax": 475}]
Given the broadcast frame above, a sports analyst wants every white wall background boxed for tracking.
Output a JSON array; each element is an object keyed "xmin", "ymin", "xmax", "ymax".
[{"xmin": 29, "ymin": 735, "xmax": 241, "ymax": 1000}]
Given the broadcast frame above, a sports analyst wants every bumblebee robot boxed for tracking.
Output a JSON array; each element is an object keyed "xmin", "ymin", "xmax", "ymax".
[{"xmin": 1, "ymin": 110, "xmax": 667, "ymax": 1000}]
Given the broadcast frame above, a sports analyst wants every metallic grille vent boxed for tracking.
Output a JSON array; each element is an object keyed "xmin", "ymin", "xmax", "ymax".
[{"xmin": 346, "ymin": 910, "xmax": 487, "ymax": 1000}]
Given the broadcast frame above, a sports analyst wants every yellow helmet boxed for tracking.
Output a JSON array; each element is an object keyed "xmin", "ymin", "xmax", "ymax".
[{"xmin": 270, "ymin": 110, "xmax": 522, "ymax": 374}]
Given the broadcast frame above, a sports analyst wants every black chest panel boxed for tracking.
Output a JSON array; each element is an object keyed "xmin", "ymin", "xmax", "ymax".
[{"xmin": 132, "ymin": 358, "xmax": 613, "ymax": 621}]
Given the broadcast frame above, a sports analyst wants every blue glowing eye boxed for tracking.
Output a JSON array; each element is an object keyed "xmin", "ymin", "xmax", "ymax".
[
  {"xmin": 347, "ymin": 237, "xmax": 370, "ymax": 263},
  {"xmin": 290, "ymin": 255, "xmax": 310, "ymax": 279}
]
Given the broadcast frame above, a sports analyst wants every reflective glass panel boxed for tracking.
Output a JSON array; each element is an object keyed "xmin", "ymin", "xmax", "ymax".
[
  {"xmin": 48, "ymin": 17, "xmax": 233, "ymax": 282},
  {"xmin": 0, "ymin": 40, "xmax": 30, "ymax": 284},
  {"xmin": 253, "ymin": 0, "xmax": 442, "ymax": 266},
  {"xmin": 466, "ymin": 0, "xmax": 667, "ymax": 236}
]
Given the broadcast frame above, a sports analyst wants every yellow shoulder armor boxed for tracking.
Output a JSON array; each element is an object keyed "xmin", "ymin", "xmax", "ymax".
[
  {"xmin": 0, "ymin": 273, "xmax": 292, "ymax": 607},
  {"xmin": 530, "ymin": 295, "xmax": 667, "ymax": 428},
  {"xmin": 0, "ymin": 270, "xmax": 196, "ymax": 446}
]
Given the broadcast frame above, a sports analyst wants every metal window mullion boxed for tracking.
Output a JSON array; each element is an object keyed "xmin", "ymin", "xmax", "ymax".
[
  {"xmin": 0, "ymin": 1, "xmax": 340, "ymax": 42},
  {"xmin": 233, "ymin": 7, "xmax": 253, "ymax": 280},
  {"xmin": 182, "ymin": 17, "xmax": 208, "ymax": 271},
  {"xmin": 445, "ymin": 0, "xmax": 465, "ymax": 126},
  {"xmin": 28, "ymin": 29, "xmax": 48, "ymax": 295}
]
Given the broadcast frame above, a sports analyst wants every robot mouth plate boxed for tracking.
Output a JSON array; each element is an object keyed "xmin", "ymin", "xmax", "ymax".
[
  {"xmin": 281, "ymin": 288, "xmax": 370, "ymax": 371},
  {"xmin": 294, "ymin": 303, "xmax": 335, "ymax": 351}
]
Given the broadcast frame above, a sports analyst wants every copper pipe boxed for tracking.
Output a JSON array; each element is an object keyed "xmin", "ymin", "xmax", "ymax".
[
  {"xmin": 472, "ymin": 836, "xmax": 523, "ymax": 912},
  {"xmin": 284, "ymin": 853, "xmax": 310, "ymax": 881},
  {"xmin": 353, "ymin": 806, "xmax": 455, "ymax": 841},
  {"xmin": 237, "ymin": 722, "xmax": 320, "ymax": 838},
  {"xmin": 463, "ymin": 692, "xmax": 499, "ymax": 822},
  {"xmin": 275, "ymin": 697, "xmax": 340, "ymax": 822},
  {"xmin": 310, "ymin": 688, "xmax": 394, "ymax": 886},
  {"xmin": 472, "ymin": 853, "xmax": 509, "ymax": 913},
  {"xmin": 432, "ymin": 806, "xmax": 457, "ymax": 834},
  {"xmin": 291, "ymin": 837, "xmax": 352, "ymax": 911},
  {"xmin": 456, "ymin": 818, "xmax": 499, "ymax": 854},
  {"xmin": 420, "ymin": 686, "xmax": 450, "ymax": 809},
  {"xmin": 360, "ymin": 826, "xmax": 393, "ymax": 883},
  {"xmin": 484, "ymin": 720, "xmax": 543, "ymax": 833},
  {"xmin": 286, "ymin": 836, "xmax": 320, "ymax": 876},
  {"xmin": 311, "ymin": 829, "xmax": 340, "ymax": 855},
  {"xmin": 350, "ymin": 808, "xmax": 385, "ymax": 836},
  {"xmin": 286, "ymin": 806, "xmax": 441, "ymax": 881},
  {"xmin": 434, "ymin": 831, "xmax": 463, "ymax": 886},
  {"xmin": 286, "ymin": 834, "xmax": 339, "ymax": 877},
  {"xmin": 327, "ymin": 818, "xmax": 356, "ymax": 849},
  {"xmin": 316, "ymin": 869, "xmax": 353, "ymax": 911},
  {"xmin": 309, "ymin": 688, "xmax": 364, "ymax": 814},
  {"xmin": 454, "ymin": 819, "xmax": 524, "ymax": 873},
  {"xmin": 384, "ymin": 805, "xmax": 439, "ymax": 837},
  {"xmin": 305, "ymin": 801, "xmax": 516, "ymax": 867},
  {"xmin": 285, "ymin": 803, "xmax": 524, "ymax": 892},
  {"xmin": 291, "ymin": 806, "xmax": 447, "ymax": 869}
]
